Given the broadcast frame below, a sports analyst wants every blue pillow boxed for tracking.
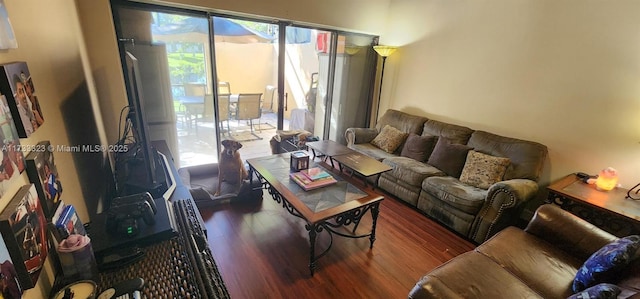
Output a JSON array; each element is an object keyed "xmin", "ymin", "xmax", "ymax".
[
  {"xmin": 573, "ymin": 235, "xmax": 640, "ymax": 292},
  {"xmin": 567, "ymin": 283, "xmax": 621, "ymax": 299}
]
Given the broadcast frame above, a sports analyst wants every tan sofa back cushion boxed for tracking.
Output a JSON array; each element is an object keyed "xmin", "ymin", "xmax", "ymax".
[
  {"xmin": 421, "ymin": 119, "xmax": 473, "ymax": 145},
  {"xmin": 375, "ymin": 109, "xmax": 428, "ymax": 135},
  {"xmin": 467, "ymin": 131, "xmax": 548, "ymax": 181}
]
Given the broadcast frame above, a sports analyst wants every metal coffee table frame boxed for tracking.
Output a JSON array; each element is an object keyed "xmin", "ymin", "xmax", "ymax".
[{"xmin": 248, "ymin": 154, "xmax": 383, "ymax": 276}]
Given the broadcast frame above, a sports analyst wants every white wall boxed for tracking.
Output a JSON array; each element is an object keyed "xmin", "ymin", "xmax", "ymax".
[{"xmin": 383, "ymin": 0, "xmax": 640, "ymax": 195}]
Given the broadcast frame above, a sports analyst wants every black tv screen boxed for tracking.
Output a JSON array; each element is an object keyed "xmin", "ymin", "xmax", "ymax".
[{"xmin": 117, "ymin": 52, "xmax": 160, "ymax": 196}]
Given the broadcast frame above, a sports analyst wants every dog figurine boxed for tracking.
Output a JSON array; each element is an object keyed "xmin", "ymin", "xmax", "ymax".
[{"xmin": 215, "ymin": 140, "xmax": 248, "ymax": 196}]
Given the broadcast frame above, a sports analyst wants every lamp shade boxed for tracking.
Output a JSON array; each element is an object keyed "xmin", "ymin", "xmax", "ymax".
[
  {"xmin": 373, "ymin": 45, "xmax": 397, "ymax": 57},
  {"xmin": 345, "ymin": 45, "xmax": 361, "ymax": 55}
]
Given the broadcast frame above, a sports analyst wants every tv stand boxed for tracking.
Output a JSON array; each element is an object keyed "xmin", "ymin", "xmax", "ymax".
[{"xmin": 52, "ymin": 142, "xmax": 227, "ymax": 298}]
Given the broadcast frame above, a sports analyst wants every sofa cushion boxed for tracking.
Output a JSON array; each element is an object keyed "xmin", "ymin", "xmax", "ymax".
[
  {"xmin": 375, "ymin": 109, "xmax": 428, "ymax": 136},
  {"xmin": 370, "ymin": 125, "xmax": 408, "ymax": 153},
  {"xmin": 459, "ymin": 150, "xmax": 510, "ymax": 189},
  {"xmin": 427, "ymin": 137, "xmax": 472, "ymax": 178},
  {"xmin": 383, "ymin": 156, "xmax": 444, "ymax": 187},
  {"xmin": 400, "ymin": 133, "xmax": 437, "ymax": 162},
  {"xmin": 477, "ymin": 226, "xmax": 584, "ymax": 299},
  {"xmin": 422, "ymin": 176, "xmax": 486, "ymax": 214},
  {"xmin": 421, "ymin": 119, "xmax": 474, "ymax": 144},
  {"xmin": 567, "ymin": 283, "xmax": 621, "ymax": 299},
  {"xmin": 467, "ymin": 130, "xmax": 547, "ymax": 181},
  {"xmin": 349, "ymin": 143, "xmax": 398, "ymax": 161},
  {"xmin": 409, "ymin": 251, "xmax": 543, "ymax": 299},
  {"xmin": 573, "ymin": 235, "xmax": 640, "ymax": 292}
]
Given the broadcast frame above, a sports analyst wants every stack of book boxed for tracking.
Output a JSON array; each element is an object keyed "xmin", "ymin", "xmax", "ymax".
[{"xmin": 290, "ymin": 167, "xmax": 337, "ymax": 191}]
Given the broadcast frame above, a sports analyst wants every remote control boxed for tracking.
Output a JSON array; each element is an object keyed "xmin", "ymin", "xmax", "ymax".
[{"xmin": 97, "ymin": 278, "xmax": 144, "ymax": 299}]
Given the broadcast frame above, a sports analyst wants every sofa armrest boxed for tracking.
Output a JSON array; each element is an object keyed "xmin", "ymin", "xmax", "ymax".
[
  {"xmin": 469, "ymin": 179, "xmax": 538, "ymax": 243},
  {"xmin": 524, "ymin": 204, "xmax": 617, "ymax": 261},
  {"xmin": 345, "ymin": 127, "xmax": 378, "ymax": 147}
]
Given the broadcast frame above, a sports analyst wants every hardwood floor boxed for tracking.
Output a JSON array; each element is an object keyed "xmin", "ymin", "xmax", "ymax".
[{"xmin": 199, "ymin": 186, "xmax": 476, "ymax": 299}]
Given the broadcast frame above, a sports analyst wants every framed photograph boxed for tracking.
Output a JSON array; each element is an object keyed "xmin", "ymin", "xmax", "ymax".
[
  {"xmin": 0, "ymin": 184, "xmax": 48, "ymax": 289},
  {"xmin": 0, "ymin": 62, "xmax": 44, "ymax": 138},
  {"xmin": 0, "ymin": 235, "xmax": 22, "ymax": 298},
  {"xmin": 25, "ymin": 140, "xmax": 62, "ymax": 219},
  {"xmin": 0, "ymin": 94, "xmax": 24, "ymax": 198}
]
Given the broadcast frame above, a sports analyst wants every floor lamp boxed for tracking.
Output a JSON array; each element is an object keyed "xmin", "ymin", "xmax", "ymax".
[{"xmin": 373, "ymin": 45, "xmax": 397, "ymax": 119}]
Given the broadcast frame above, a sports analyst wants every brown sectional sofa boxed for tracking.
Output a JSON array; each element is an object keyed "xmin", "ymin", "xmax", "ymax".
[
  {"xmin": 345, "ymin": 109, "xmax": 548, "ymax": 243},
  {"xmin": 408, "ymin": 204, "xmax": 640, "ymax": 298}
]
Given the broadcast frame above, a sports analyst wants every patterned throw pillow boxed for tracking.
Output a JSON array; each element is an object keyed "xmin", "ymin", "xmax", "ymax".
[
  {"xmin": 567, "ymin": 283, "xmax": 621, "ymax": 299},
  {"xmin": 370, "ymin": 125, "xmax": 409, "ymax": 153},
  {"xmin": 400, "ymin": 133, "xmax": 437, "ymax": 162},
  {"xmin": 573, "ymin": 235, "xmax": 640, "ymax": 292},
  {"xmin": 459, "ymin": 150, "xmax": 511, "ymax": 189},
  {"xmin": 426, "ymin": 137, "xmax": 473, "ymax": 178}
]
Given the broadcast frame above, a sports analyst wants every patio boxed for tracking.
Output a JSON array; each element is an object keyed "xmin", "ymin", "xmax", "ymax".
[
  {"xmin": 176, "ymin": 111, "xmax": 284, "ymax": 167},
  {"xmin": 151, "ymin": 15, "xmax": 327, "ymax": 169}
]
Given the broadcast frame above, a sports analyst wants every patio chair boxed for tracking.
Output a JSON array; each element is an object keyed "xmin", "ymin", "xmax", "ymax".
[
  {"xmin": 185, "ymin": 82, "xmax": 206, "ymax": 96},
  {"xmin": 218, "ymin": 81, "xmax": 231, "ymax": 94},
  {"xmin": 262, "ymin": 85, "xmax": 277, "ymax": 112},
  {"xmin": 260, "ymin": 85, "xmax": 277, "ymax": 129},
  {"xmin": 194, "ymin": 94, "xmax": 214, "ymax": 135},
  {"xmin": 218, "ymin": 93, "xmax": 231, "ymax": 136},
  {"xmin": 181, "ymin": 83, "xmax": 207, "ymax": 131},
  {"xmin": 236, "ymin": 93, "xmax": 263, "ymax": 139}
]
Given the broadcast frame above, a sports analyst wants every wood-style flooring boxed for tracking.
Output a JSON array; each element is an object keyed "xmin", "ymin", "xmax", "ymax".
[{"xmin": 199, "ymin": 184, "xmax": 476, "ymax": 299}]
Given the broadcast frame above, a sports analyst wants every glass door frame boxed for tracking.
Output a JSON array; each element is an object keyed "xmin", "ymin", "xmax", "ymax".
[{"xmin": 112, "ymin": 0, "xmax": 378, "ymax": 156}]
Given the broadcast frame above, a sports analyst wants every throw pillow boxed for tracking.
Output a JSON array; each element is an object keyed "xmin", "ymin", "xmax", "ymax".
[
  {"xmin": 567, "ymin": 283, "xmax": 621, "ymax": 299},
  {"xmin": 426, "ymin": 137, "xmax": 473, "ymax": 178},
  {"xmin": 400, "ymin": 133, "xmax": 437, "ymax": 162},
  {"xmin": 370, "ymin": 125, "xmax": 409, "ymax": 153},
  {"xmin": 459, "ymin": 150, "xmax": 511, "ymax": 189},
  {"xmin": 573, "ymin": 235, "xmax": 640, "ymax": 292}
]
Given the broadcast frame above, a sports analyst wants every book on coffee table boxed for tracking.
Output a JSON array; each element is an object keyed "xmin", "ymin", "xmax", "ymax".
[
  {"xmin": 290, "ymin": 171, "xmax": 337, "ymax": 191},
  {"xmin": 300, "ymin": 167, "xmax": 332, "ymax": 181}
]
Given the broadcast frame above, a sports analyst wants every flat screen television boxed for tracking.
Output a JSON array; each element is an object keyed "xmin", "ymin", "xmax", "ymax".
[{"xmin": 116, "ymin": 51, "xmax": 166, "ymax": 199}]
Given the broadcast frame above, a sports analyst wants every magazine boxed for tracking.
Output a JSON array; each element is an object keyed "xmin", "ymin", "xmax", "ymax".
[
  {"xmin": 300, "ymin": 167, "xmax": 332, "ymax": 181},
  {"xmin": 290, "ymin": 171, "xmax": 337, "ymax": 191}
]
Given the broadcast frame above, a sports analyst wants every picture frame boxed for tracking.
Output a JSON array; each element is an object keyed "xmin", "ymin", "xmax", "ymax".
[
  {"xmin": 25, "ymin": 140, "xmax": 62, "ymax": 219},
  {"xmin": 0, "ymin": 234, "xmax": 22, "ymax": 297},
  {"xmin": 0, "ymin": 94, "xmax": 24, "ymax": 198},
  {"xmin": 0, "ymin": 184, "xmax": 48, "ymax": 289},
  {"xmin": 0, "ymin": 62, "xmax": 44, "ymax": 138}
]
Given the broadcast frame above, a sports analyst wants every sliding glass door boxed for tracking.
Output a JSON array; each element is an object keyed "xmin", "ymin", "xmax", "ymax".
[
  {"xmin": 325, "ymin": 33, "xmax": 377, "ymax": 144},
  {"xmin": 112, "ymin": 1, "xmax": 377, "ymax": 168},
  {"xmin": 211, "ymin": 16, "xmax": 278, "ymax": 157}
]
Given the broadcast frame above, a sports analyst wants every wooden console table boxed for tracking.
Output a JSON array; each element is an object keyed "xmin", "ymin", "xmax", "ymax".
[{"xmin": 546, "ymin": 174, "xmax": 640, "ymax": 237}]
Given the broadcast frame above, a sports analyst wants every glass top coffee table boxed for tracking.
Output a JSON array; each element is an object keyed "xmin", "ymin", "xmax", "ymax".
[{"xmin": 247, "ymin": 153, "xmax": 384, "ymax": 276}]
